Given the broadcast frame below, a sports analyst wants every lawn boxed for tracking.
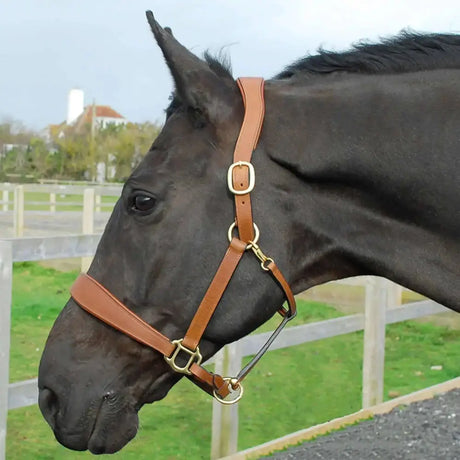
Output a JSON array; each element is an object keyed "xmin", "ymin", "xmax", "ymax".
[{"xmin": 6, "ymin": 263, "xmax": 460, "ymax": 459}]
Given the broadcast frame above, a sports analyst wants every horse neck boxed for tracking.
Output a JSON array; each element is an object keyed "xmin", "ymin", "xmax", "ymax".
[{"xmin": 261, "ymin": 71, "xmax": 460, "ymax": 312}]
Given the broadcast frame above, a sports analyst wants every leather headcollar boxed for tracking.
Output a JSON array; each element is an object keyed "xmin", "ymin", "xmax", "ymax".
[{"xmin": 70, "ymin": 77, "xmax": 296, "ymax": 404}]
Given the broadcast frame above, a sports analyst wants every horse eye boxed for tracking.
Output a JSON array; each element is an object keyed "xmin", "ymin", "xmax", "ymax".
[{"xmin": 131, "ymin": 194, "xmax": 156, "ymax": 213}]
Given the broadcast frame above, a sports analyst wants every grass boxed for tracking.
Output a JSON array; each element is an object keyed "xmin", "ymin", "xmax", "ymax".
[{"xmin": 6, "ymin": 263, "xmax": 460, "ymax": 459}]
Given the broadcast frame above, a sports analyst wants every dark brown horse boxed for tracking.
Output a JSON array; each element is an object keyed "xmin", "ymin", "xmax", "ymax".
[{"xmin": 38, "ymin": 11, "xmax": 460, "ymax": 454}]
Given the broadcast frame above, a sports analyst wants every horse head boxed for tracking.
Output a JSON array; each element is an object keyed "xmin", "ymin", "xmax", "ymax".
[{"xmin": 38, "ymin": 12, "xmax": 298, "ymax": 454}]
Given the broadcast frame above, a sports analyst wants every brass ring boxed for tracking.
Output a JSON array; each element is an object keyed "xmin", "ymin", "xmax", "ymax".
[
  {"xmin": 213, "ymin": 378, "xmax": 244, "ymax": 405},
  {"xmin": 227, "ymin": 222, "xmax": 260, "ymax": 248},
  {"xmin": 261, "ymin": 257, "xmax": 274, "ymax": 271}
]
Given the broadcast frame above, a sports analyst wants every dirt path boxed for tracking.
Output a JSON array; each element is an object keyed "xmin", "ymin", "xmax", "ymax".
[{"xmin": 267, "ymin": 388, "xmax": 460, "ymax": 460}]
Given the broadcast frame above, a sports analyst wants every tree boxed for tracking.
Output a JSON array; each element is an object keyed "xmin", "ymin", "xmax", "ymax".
[
  {"xmin": 0, "ymin": 118, "xmax": 35, "ymax": 176},
  {"xmin": 28, "ymin": 137, "xmax": 55, "ymax": 177},
  {"xmin": 95, "ymin": 122, "xmax": 161, "ymax": 181},
  {"xmin": 53, "ymin": 126, "xmax": 92, "ymax": 179},
  {"xmin": 0, "ymin": 117, "xmax": 162, "ymax": 182}
]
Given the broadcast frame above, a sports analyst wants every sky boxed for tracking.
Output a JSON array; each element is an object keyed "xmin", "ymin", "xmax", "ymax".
[{"xmin": 1, "ymin": 0, "xmax": 459, "ymax": 130}]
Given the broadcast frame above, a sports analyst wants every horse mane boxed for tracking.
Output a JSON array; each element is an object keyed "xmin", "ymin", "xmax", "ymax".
[
  {"xmin": 166, "ymin": 30, "xmax": 460, "ymax": 117},
  {"xmin": 276, "ymin": 30, "xmax": 460, "ymax": 78}
]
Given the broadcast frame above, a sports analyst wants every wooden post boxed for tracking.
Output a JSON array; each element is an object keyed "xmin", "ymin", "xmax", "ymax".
[
  {"xmin": 1, "ymin": 190, "xmax": 8, "ymax": 212},
  {"xmin": 13, "ymin": 186, "xmax": 24, "ymax": 237},
  {"xmin": 0, "ymin": 241, "xmax": 13, "ymax": 460},
  {"xmin": 95, "ymin": 194, "xmax": 101, "ymax": 213},
  {"xmin": 362, "ymin": 277, "xmax": 387, "ymax": 408},
  {"xmin": 49, "ymin": 192, "xmax": 56, "ymax": 213},
  {"xmin": 81, "ymin": 188, "xmax": 95, "ymax": 272},
  {"xmin": 211, "ymin": 342, "xmax": 242, "ymax": 460}
]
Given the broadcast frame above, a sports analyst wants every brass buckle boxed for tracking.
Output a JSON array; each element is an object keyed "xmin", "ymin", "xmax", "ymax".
[
  {"xmin": 213, "ymin": 378, "xmax": 244, "ymax": 405},
  {"xmin": 165, "ymin": 339, "xmax": 203, "ymax": 375},
  {"xmin": 227, "ymin": 161, "xmax": 255, "ymax": 195}
]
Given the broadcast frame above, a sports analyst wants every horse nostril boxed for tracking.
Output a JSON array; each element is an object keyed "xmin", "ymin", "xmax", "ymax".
[{"xmin": 39, "ymin": 387, "xmax": 59, "ymax": 428}]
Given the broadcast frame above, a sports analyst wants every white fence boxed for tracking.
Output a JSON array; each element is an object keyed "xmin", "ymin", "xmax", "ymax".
[
  {"xmin": 0, "ymin": 183, "xmax": 122, "ymax": 237},
  {"xmin": 0, "ymin": 235, "xmax": 450, "ymax": 460}
]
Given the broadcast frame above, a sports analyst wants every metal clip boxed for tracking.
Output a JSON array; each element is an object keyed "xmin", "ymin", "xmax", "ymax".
[{"xmin": 249, "ymin": 241, "xmax": 274, "ymax": 271}]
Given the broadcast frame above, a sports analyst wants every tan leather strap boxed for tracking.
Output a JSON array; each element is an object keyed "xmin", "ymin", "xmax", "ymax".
[
  {"xmin": 188, "ymin": 364, "xmax": 230, "ymax": 398},
  {"xmin": 231, "ymin": 78, "xmax": 265, "ymax": 243},
  {"xmin": 71, "ymin": 274, "xmax": 175, "ymax": 357},
  {"xmin": 267, "ymin": 261, "xmax": 296, "ymax": 317},
  {"xmin": 182, "ymin": 238, "xmax": 246, "ymax": 351}
]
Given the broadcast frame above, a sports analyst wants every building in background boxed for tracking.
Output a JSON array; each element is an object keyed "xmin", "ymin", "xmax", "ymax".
[
  {"xmin": 47, "ymin": 88, "xmax": 128, "ymax": 140},
  {"xmin": 67, "ymin": 88, "xmax": 127, "ymax": 131},
  {"xmin": 67, "ymin": 88, "xmax": 84, "ymax": 125},
  {"xmin": 44, "ymin": 89, "xmax": 129, "ymax": 182}
]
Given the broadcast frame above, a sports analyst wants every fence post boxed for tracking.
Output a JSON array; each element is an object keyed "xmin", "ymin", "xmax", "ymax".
[
  {"xmin": 49, "ymin": 192, "xmax": 56, "ymax": 213},
  {"xmin": 387, "ymin": 282, "xmax": 403, "ymax": 309},
  {"xmin": 211, "ymin": 342, "xmax": 242, "ymax": 460},
  {"xmin": 0, "ymin": 241, "xmax": 13, "ymax": 460},
  {"xmin": 95, "ymin": 194, "xmax": 101, "ymax": 213},
  {"xmin": 1, "ymin": 191, "xmax": 8, "ymax": 212},
  {"xmin": 81, "ymin": 188, "xmax": 95, "ymax": 272},
  {"xmin": 362, "ymin": 277, "xmax": 387, "ymax": 408},
  {"xmin": 13, "ymin": 186, "xmax": 24, "ymax": 237}
]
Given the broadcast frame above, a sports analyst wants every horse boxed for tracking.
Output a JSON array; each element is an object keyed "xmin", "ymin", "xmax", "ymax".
[{"xmin": 38, "ymin": 11, "xmax": 460, "ymax": 454}]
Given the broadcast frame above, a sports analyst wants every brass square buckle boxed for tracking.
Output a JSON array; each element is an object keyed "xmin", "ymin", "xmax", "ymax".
[
  {"xmin": 165, "ymin": 339, "xmax": 203, "ymax": 375},
  {"xmin": 227, "ymin": 161, "xmax": 255, "ymax": 195}
]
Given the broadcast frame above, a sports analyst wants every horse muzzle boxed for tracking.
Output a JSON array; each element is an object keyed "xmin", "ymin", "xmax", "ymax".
[{"xmin": 39, "ymin": 385, "xmax": 139, "ymax": 454}]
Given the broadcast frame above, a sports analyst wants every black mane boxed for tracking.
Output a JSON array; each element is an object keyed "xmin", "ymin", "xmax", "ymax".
[
  {"xmin": 276, "ymin": 31, "xmax": 460, "ymax": 79},
  {"xmin": 166, "ymin": 31, "xmax": 460, "ymax": 117}
]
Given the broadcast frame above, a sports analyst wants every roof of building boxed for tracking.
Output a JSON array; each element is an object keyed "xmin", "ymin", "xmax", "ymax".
[
  {"xmin": 72, "ymin": 105, "xmax": 126, "ymax": 132},
  {"xmin": 47, "ymin": 104, "xmax": 127, "ymax": 139},
  {"xmin": 76, "ymin": 105, "xmax": 125, "ymax": 123},
  {"xmin": 93, "ymin": 105, "xmax": 125, "ymax": 119}
]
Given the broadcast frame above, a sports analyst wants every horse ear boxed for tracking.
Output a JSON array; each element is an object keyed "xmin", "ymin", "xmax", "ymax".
[{"xmin": 145, "ymin": 11, "xmax": 236, "ymax": 123}]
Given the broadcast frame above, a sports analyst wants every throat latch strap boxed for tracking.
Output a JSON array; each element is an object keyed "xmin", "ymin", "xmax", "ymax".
[{"xmin": 70, "ymin": 77, "xmax": 297, "ymax": 404}]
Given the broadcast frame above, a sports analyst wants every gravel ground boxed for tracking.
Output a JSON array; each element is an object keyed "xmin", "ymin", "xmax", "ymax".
[{"xmin": 267, "ymin": 389, "xmax": 460, "ymax": 460}]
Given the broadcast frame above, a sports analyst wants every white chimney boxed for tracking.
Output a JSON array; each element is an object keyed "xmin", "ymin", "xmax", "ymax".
[{"xmin": 67, "ymin": 88, "xmax": 84, "ymax": 125}]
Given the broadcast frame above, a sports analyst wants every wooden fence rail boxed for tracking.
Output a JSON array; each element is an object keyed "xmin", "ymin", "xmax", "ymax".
[
  {"xmin": 0, "ymin": 184, "xmax": 122, "ymax": 238},
  {"xmin": 0, "ymin": 235, "xmax": 451, "ymax": 460},
  {"xmin": 0, "ymin": 182, "xmax": 122, "ymax": 196}
]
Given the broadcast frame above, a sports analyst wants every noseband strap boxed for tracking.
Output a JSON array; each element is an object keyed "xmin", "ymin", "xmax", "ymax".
[{"xmin": 70, "ymin": 77, "xmax": 297, "ymax": 404}]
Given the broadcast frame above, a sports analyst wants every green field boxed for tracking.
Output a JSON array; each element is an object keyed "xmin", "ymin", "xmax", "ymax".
[{"xmin": 7, "ymin": 263, "xmax": 460, "ymax": 459}]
